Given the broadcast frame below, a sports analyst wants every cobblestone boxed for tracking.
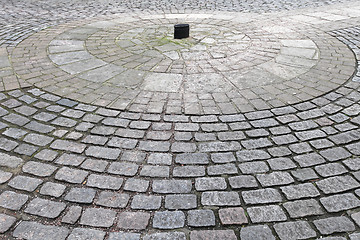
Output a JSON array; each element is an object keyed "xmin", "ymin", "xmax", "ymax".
[{"xmin": 0, "ymin": 0, "xmax": 360, "ymax": 238}]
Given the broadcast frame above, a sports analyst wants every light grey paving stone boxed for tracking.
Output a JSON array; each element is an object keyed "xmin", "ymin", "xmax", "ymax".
[
  {"xmin": 67, "ymin": 228, "xmax": 105, "ymax": 240},
  {"xmin": 13, "ymin": 221, "xmax": 70, "ymax": 240},
  {"xmin": 80, "ymin": 208, "xmax": 116, "ymax": 227},
  {"xmin": 153, "ymin": 180, "xmax": 192, "ymax": 193},
  {"xmin": 143, "ymin": 232, "xmax": 186, "ymax": 240},
  {"xmin": 274, "ymin": 221, "xmax": 317, "ymax": 240},
  {"xmin": 85, "ymin": 146, "xmax": 121, "ymax": 160},
  {"xmin": 55, "ymin": 153, "xmax": 86, "ymax": 166},
  {"xmin": 190, "ymin": 230, "xmax": 237, "ymax": 240},
  {"xmin": 3, "ymin": 128, "xmax": 27, "ymax": 139},
  {"xmin": 80, "ymin": 159, "xmax": 108, "ymax": 172},
  {"xmin": 0, "ymin": 213, "xmax": 16, "ymax": 233},
  {"xmin": 120, "ymin": 151, "xmax": 146, "ymax": 163},
  {"xmin": 0, "ymin": 170, "xmax": 12, "ymax": 184},
  {"xmin": 171, "ymin": 142, "xmax": 197, "ymax": 153},
  {"xmin": 153, "ymin": 211, "xmax": 185, "ymax": 229},
  {"xmin": 24, "ymin": 198, "xmax": 66, "ymax": 218},
  {"xmin": 55, "ymin": 167, "xmax": 88, "ymax": 184},
  {"xmin": 40, "ymin": 182, "xmax": 66, "ymax": 197},
  {"xmin": 117, "ymin": 212, "xmax": 150, "ymax": 230},
  {"xmin": 64, "ymin": 187, "xmax": 96, "ymax": 203},
  {"xmin": 140, "ymin": 165, "xmax": 169, "ymax": 177},
  {"xmin": 242, "ymin": 188, "xmax": 282, "ymax": 204},
  {"xmin": 219, "ymin": 207, "xmax": 248, "ymax": 225},
  {"xmin": 280, "ymin": 183, "xmax": 320, "ymax": 200},
  {"xmin": 8, "ymin": 175, "xmax": 43, "ymax": 192},
  {"xmin": 201, "ymin": 191, "xmax": 240, "ymax": 206},
  {"xmin": 131, "ymin": 195, "xmax": 162, "ymax": 210},
  {"xmin": 315, "ymin": 163, "xmax": 348, "ymax": 177},
  {"xmin": 25, "ymin": 121, "xmax": 55, "ymax": 133},
  {"xmin": 314, "ymin": 216, "xmax": 355, "ymax": 235},
  {"xmin": 23, "ymin": 133, "xmax": 54, "ymax": 146},
  {"xmin": 198, "ymin": 141, "xmax": 241, "ymax": 152},
  {"xmin": 147, "ymin": 153, "xmax": 172, "ymax": 165},
  {"xmin": 316, "ymin": 175, "xmax": 360, "ymax": 194},
  {"xmin": 320, "ymin": 193, "xmax": 360, "ymax": 212},
  {"xmin": 22, "ymin": 161, "xmax": 57, "ymax": 177},
  {"xmin": 211, "ymin": 152, "xmax": 236, "ymax": 163},
  {"xmin": 188, "ymin": 209, "xmax": 215, "ymax": 227},
  {"xmin": 95, "ymin": 191, "xmax": 129, "ymax": 208},
  {"xmin": 124, "ymin": 178, "xmax": 149, "ymax": 192},
  {"xmin": 173, "ymin": 166, "xmax": 205, "ymax": 177},
  {"xmin": 207, "ymin": 163, "xmax": 238, "ymax": 175},
  {"xmin": 50, "ymin": 139, "xmax": 86, "ymax": 153},
  {"xmin": 351, "ymin": 211, "xmax": 360, "ymax": 227},
  {"xmin": 108, "ymin": 232, "xmax": 141, "ymax": 240},
  {"xmin": 283, "ymin": 199, "xmax": 324, "ymax": 218},
  {"xmin": 240, "ymin": 225, "xmax": 275, "ymax": 240},
  {"xmin": 175, "ymin": 153, "xmax": 208, "ymax": 164},
  {"xmin": 343, "ymin": 158, "xmax": 360, "ymax": 171},
  {"xmin": 138, "ymin": 140, "xmax": 170, "ymax": 152},
  {"xmin": 195, "ymin": 177, "xmax": 227, "ymax": 191},
  {"xmin": 108, "ymin": 162, "xmax": 139, "ymax": 176},
  {"xmin": 236, "ymin": 150, "xmax": 270, "ymax": 162},
  {"xmin": 165, "ymin": 194, "xmax": 197, "ymax": 210},
  {"xmin": 256, "ymin": 171, "xmax": 294, "ymax": 187},
  {"xmin": 247, "ymin": 205, "xmax": 287, "ymax": 223},
  {"xmin": 0, "ymin": 191, "xmax": 28, "ymax": 210},
  {"xmin": 291, "ymin": 168, "xmax": 318, "ymax": 181},
  {"xmin": 293, "ymin": 152, "xmax": 326, "ymax": 167},
  {"xmin": 349, "ymin": 233, "xmax": 360, "ymax": 240},
  {"xmin": 86, "ymin": 174, "xmax": 123, "ymax": 190},
  {"xmin": 239, "ymin": 161, "xmax": 269, "ymax": 174},
  {"xmin": 0, "ymin": 137, "xmax": 18, "ymax": 151},
  {"xmin": 267, "ymin": 157, "xmax": 297, "ymax": 170},
  {"xmin": 61, "ymin": 206, "xmax": 82, "ymax": 224},
  {"xmin": 229, "ymin": 175, "xmax": 258, "ymax": 189}
]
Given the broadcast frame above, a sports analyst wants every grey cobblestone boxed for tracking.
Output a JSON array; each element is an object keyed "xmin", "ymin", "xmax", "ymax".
[
  {"xmin": 25, "ymin": 198, "xmax": 66, "ymax": 218},
  {"xmin": 247, "ymin": 205, "xmax": 287, "ymax": 223},
  {"xmin": 314, "ymin": 216, "xmax": 355, "ymax": 235},
  {"xmin": 8, "ymin": 175, "xmax": 43, "ymax": 191},
  {"xmin": 283, "ymin": 199, "xmax": 324, "ymax": 218},
  {"xmin": 0, "ymin": 191, "xmax": 28, "ymax": 210},
  {"xmin": 13, "ymin": 221, "xmax": 69, "ymax": 240},
  {"xmin": 0, "ymin": 1, "xmax": 359, "ymax": 238},
  {"xmin": 188, "ymin": 210, "xmax": 215, "ymax": 227},
  {"xmin": 80, "ymin": 208, "xmax": 116, "ymax": 227},
  {"xmin": 153, "ymin": 211, "xmax": 185, "ymax": 229}
]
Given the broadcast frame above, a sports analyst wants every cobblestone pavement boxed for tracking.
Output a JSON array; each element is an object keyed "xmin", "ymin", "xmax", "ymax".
[{"xmin": 0, "ymin": 0, "xmax": 360, "ymax": 239}]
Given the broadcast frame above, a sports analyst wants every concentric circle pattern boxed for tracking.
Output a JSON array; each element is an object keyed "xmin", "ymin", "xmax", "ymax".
[{"xmin": 0, "ymin": 0, "xmax": 360, "ymax": 240}]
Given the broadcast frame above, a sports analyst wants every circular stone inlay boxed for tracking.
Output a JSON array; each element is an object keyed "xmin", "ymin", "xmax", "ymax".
[{"xmin": 11, "ymin": 13, "xmax": 356, "ymax": 114}]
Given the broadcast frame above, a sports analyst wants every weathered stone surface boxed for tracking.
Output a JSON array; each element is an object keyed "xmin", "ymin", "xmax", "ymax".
[
  {"xmin": 117, "ymin": 212, "xmax": 150, "ymax": 230},
  {"xmin": 274, "ymin": 221, "xmax": 316, "ymax": 240},
  {"xmin": 240, "ymin": 225, "xmax": 275, "ymax": 240},
  {"xmin": 314, "ymin": 216, "xmax": 355, "ymax": 235},
  {"xmin": 0, "ymin": 213, "xmax": 16, "ymax": 233},
  {"xmin": 13, "ymin": 221, "xmax": 69, "ymax": 240},
  {"xmin": 219, "ymin": 207, "xmax": 248, "ymax": 225},
  {"xmin": 188, "ymin": 210, "xmax": 215, "ymax": 227},
  {"xmin": 24, "ymin": 198, "xmax": 66, "ymax": 218},
  {"xmin": 153, "ymin": 211, "xmax": 185, "ymax": 229},
  {"xmin": 190, "ymin": 230, "xmax": 237, "ymax": 240},
  {"xmin": 80, "ymin": 208, "xmax": 116, "ymax": 227},
  {"xmin": 247, "ymin": 205, "xmax": 287, "ymax": 223},
  {"xmin": 201, "ymin": 191, "xmax": 241, "ymax": 206}
]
